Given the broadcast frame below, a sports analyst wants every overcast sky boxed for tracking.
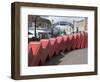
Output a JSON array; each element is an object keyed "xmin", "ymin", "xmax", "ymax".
[{"xmin": 41, "ymin": 16, "xmax": 86, "ymax": 24}]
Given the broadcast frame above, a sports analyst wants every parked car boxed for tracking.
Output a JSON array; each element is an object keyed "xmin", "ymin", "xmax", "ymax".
[{"xmin": 28, "ymin": 28, "xmax": 52, "ymax": 40}]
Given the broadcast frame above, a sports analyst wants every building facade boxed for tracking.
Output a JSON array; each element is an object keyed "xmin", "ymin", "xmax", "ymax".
[{"xmin": 73, "ymin": 18, "xmax": 87, "ymax": 32}]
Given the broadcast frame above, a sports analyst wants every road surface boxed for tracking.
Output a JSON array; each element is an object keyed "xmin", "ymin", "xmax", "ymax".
[{"xmin": 44, "ymin": 48, "xmax": 88, "ymax": 66}]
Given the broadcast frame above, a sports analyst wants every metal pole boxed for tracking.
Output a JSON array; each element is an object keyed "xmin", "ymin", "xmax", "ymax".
[
  {"xmin": 34, "ymin": 16, "xmax": 37, "ymax": 40},
  {"xmin": 51, "ymin": 19, "xmax": 54, "ymax": 37},
  {"xmin": 73, "ymin": 20, "xmax": 74, "ymax": 34}
]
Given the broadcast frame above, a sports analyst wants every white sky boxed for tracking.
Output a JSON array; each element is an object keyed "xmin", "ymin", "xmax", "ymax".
[{"xmin": 41, "ymin": 16, "xmax": 86, "ymax": 23}]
